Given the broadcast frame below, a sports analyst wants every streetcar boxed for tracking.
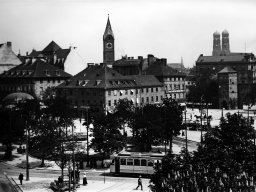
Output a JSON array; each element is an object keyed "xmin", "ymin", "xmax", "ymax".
[{"xmin": 110, "ymin": 150, "xmax": 165, "ymax": 175}]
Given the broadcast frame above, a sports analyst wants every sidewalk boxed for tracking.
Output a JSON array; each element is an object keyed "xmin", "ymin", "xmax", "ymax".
[{"xmin": 18, "ymin": 177, "xmax": 151, "ymax": 192}]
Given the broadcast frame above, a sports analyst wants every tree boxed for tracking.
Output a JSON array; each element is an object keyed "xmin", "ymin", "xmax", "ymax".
[
  {"xmin": 150, "ymin": 113, "xmax": 256, "ymax": 191},
  {"xmin": 161, "ymin": 98, "xmax": 183, "ymax": 153},
  {"xmin": 91, "ymin": 111, "xmax": 125, "ymax": 165}
]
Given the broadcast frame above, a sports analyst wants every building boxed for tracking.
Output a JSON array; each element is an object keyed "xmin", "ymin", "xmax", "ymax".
[
  {"xmin": 103, "ymin": 16, "xmax": 115, "ymax": 65},
  {"xmin": 0, "ymin": 42, "xmax": 22, "ymax": 74},
  {"xmin": 143, "ymin": 58, "xmax": 186, "ymax": 102},
  {"xmin": 0, "ymin": 58, "xmax": 72, "ymax": 100},
  {"xmin": 196, "ymin": 30, "xmax": 256, "ymax": 108},
  {"xmin": 27, "ymin": 41, "xmax": 85, "ymax": 76},
  {"xmin": 56, "ymin": 64, "xmax": 164, "ymax": 112},
  {"xmin": 217, "ymin": 66, "xmax": 238, "ymax": 109}
]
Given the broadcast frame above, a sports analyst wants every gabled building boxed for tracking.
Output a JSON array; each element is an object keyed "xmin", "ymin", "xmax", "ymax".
[
  {"xmin": 143, "ymin": 58, "xmax": 186, "ymax": 102},
  {"xmin": 26, "ymin": 41, "xmax": 85, "ymax": 76},
  {"xmin": 0, "ymin": 42, "xmax": 22, "ymax": 74},
  {"xmin": 0, "ymin": 58, "xmax": 72, "ymax": 100},
  {"xmin": 56, "ymin": 63, "xmax": 164, "ymax": 112}
]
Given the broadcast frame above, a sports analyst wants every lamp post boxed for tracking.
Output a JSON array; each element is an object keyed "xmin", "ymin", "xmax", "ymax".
[
  {"xmin": 184, "ymin": 106, "xmax": 188, "ymax": 151},
  {"xmin": 26, "ymin": 125, "xmax": 29, "ymax": 181},
  {"xmin": 84, "ymin": 106, "xmax": 90, "ymax": 167},
  {"xmin": 200, "ymin": 95, "xmax": 204, "ymax": 143}
]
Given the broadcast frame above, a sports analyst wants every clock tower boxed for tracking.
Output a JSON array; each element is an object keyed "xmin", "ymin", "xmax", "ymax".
[{"xmin": 103, "ymin": 15, "xmax": 115, "ymax": 65}]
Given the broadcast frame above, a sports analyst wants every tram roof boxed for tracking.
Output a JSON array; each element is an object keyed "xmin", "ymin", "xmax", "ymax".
[{"xmin": 113, "ymin": 150, "xmax": 165, "ymax": 158}]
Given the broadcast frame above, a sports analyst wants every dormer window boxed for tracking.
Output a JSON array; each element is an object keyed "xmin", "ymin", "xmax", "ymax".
[
  {"xmin": 55, "ymin": 70, "xmax": 60, "ymax": 76},
  {"xmin": 95, "ymin": 80, "xmax": 101, "ymax": 86},
  {"xmin": 45, "ymin": 70, "xmax": 50, "ymax": 76},
  {"xmin": 81, "ymin": 80, "xmax": 89, "ymax": 86}
]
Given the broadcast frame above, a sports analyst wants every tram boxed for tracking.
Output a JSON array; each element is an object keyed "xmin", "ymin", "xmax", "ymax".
[{"xmin": 110, "ymin": 150, "xmax": 165, "ymax": 175}]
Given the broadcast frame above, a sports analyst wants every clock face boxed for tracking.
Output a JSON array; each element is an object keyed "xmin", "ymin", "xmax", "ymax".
[{"xmin": 106, "ymin": 42, "xmax": 112, "ymax": 49}]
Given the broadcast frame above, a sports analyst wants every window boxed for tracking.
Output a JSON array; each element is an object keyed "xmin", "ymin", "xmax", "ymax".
[
  {"xmin": 148, "ymin": 160, "xmax": 154, "ymax": 167},
  {"xmin": 156, "ymin": 96, "xmax": 158, "ymax": 102},
  {"xmin": 136, "ymin": 89, "xmax": 138, "ymax": 94},
  {"xmin": 125, "ymin": 90, "xmax": 128, "ymax": 95},
  {"xmin": 146, "ymin": 97, "xmax": 149, "ymax": 103},
  {"xmin": 141, "ymin": 88, "xmax": 144, "ymax": 93},
  {"xmin": 146, "ymin": 88, "xmax": 149, "ymax": 93},
  {"xmin": 127, "ymin": 159, "xmax": 133, "ymax": 166},
  {"xmin": 120, "ymin": 159, "xmax": 126, "ymax": 165},
  {"xmin": 108, "ymin": 100, "xmax": 111, "ymax": 106},
  {"xmin": 141, "ymin": 97, "xmax": 144, "ymax": 103},
  {"xmin": 40, "ymin": 80, "xmax": 43, "ymax": 84},
  {"xmin": 141, "ymin": 159, "xmax": 147, "ymax": 166},
  {"xmin": 151, "ymin": 88, "xmax": 154, "ymax": 92},
  {"xmin": 134, "ymin": 159, "xmax": 140, "ymax": 166},
  {"xmin": 108, "ymin": 91, "xmax": 111, "ymax": 96},
  {"xmin": 151, "ymin": 96, "xmax": 154, "ymax": 102},
  {"xmin": 130, "ymin": 90, "xmax": 134, "ymax": 95},
  {"xmin": 156, "ymin": 87, "xmax": 158, "ymax": 92},
  {"xmin": 114, "ymin": 100, "xmax": 117, "ymax": 106}
]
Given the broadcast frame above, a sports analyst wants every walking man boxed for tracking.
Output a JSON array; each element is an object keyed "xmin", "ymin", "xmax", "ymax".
[
  {"xmin": 136, "ymin": 175, "xmax": 143, "ymax": 190},
  {"xmin": 18, "ymin": 173, "xmax": 24, "ymax": 185}
]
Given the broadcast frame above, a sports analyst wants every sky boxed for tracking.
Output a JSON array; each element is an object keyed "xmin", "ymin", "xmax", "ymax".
[{"xmin": 0, "ymin": 0, "xmax": 256, "ymax": 68}]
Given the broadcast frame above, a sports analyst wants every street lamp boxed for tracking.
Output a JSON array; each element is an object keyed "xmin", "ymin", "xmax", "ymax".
[
  {"xmin": 26, "ymin": 124, "xmax": 29, "ymax": 181},
  {"xmin": 81, "ymin": 106, "xmax": 90, "ymax": 167},
  {"xmin": 184, "ymin": 106, "xmax": 188, "ymax": 151}
]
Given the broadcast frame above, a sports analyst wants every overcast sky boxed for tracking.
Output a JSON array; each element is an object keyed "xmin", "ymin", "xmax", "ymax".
[{"xmin": 0, "ymin": 0, "xmax": 256, "ymax": 68}]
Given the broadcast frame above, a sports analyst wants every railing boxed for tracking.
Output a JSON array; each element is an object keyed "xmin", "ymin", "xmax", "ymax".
[{"xmin": 4, "ymin": 173, "xmax": 23, "ymax": 192}]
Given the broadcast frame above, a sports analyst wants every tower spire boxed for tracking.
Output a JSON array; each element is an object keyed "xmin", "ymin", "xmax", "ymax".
[{"xmin": 103, "ymin": 14, "xmax": 114, "ymax": 40}]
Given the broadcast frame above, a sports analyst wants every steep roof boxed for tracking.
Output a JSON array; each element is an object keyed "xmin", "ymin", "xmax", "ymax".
[
  {"xmin": 0, "ymin": 58, "xmax": 71, "ymax": 78},
  {"xmin": 42, "ymin": 41, "xmax": 61, "ymax": 53},
  {"xmin": 126, "ymin": 75, "xmax": 163, "ymax": 87},
  {"xmin": 57, "ymin": 64, "xmax": 163, "ymax": 90},
  {"xmin": 0, "ymin": 43, "xmax": 21, "ymax": 65},
  {"xmin": 144, "ymin": 62, "xmax": 186, "ymax": 77},
  {"xmin": 103, "ymin": 16, "xmax": 114, "ymax": 39},
  {"xmin": 196, "ymin": 53, "xmax": 256, "ymax": 63},
  {"xmin": 218, "ymin": 66, "xmax": 236, "ymax": 74}
]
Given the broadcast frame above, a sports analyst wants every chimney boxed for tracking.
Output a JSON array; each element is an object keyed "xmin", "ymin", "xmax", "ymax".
[
  {"xmin": 138, "ymin": 56, "xmax": 143, "ymax": 60},
  {"xmin": 6, "ymin": 42, "xmax": 12, "ymax": 49},
  {"xmin": 148, "ymin": 54, "xmax": 155, "ymax": 66},
  {"xmin": 161, "ymin": 58, "xmax": 167, "ymax": 66}
]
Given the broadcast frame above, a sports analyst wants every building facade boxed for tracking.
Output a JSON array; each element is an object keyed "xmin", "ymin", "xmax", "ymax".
[
  {"xmin": 0, "ymin": 58, "xmax": 71, "ymax": 100},
  {"xmin": 0, "ymin": 42, "xmax": 22, "ymax": 74},
  {"xmin": 56, "ymin": 64, "xmax": 164, "ymax": 112},
  {"xmin": 196, "ymin": 30, "xmax": 256, "ymax": 108},
  {"xmin": 217, "ymin": 66, "xmax": 238, "ymax": 109}
]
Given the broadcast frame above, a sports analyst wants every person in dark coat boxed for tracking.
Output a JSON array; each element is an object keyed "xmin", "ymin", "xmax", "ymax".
[
  {"xmin": 18, "ymin": 173, "xmax": 24, "ymax": 185},
  {"xmin": 83, "ymin": 172, "xmax": 88, "ymax": 185},
  {"xmin": 136, "ymin": 175, "xmax": 143, "ymax": 190}
]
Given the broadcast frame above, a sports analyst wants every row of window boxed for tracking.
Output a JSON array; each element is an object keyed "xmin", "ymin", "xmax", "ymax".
[
  {"xmin": 39, "ymin": 79, "xmax": 61, "ymax": 84},
  {"xmin": 166, "ymin": 84, "xmax": 185, "ymax": 90},
  {"xmin": 120, "ymin": 158, "xmax": 161, "ymax": 167},
  {"xmin": 108, "ymin": 95, "xmax": 163, "ymax": 106},
  {"xmin": 108, "ymin": 87, "xmax": 162, "ymax": 96},
  {"xmin": 0, "ymin": 85, "xmax": 33, "ymax": 92},
  {"xmin": 164, "ymin": 77, "xmax": 185, "ymax": 81}
]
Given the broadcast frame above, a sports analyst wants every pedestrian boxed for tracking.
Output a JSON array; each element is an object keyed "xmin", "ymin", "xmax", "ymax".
[
  {"xmin": 83, "ymin": 172, "xmax": 88, "ymax": 185},
  {"xmin": 18, "ymin": 173, "xmax": 24, "ymax": 185},
  {"xmin": 136, "ymin": 175, "xmax": 143, "ymax": 190}
]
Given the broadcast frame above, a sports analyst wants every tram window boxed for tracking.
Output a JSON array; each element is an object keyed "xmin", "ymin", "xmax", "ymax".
[
  {"xmin": 127, "ymin": 159, "xmax": 133, "ymax": 166},
  {"xmin": 141, "ymin": 159, "xmax": 147, "ymax": 166},
  {"xmin": 134, "ymin": 159, "xmax": 140, "ymax": 166},
  {"xmin": 120, "ymin": 158, "xmax": 126, "ymax": 165},
  {"xmin": 148, "ymin": 160, "xmax": 154, "ymax": 166}
]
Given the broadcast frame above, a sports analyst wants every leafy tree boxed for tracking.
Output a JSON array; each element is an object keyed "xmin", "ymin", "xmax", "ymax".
[
  {"xmin": 161, "ymin": 98, "xmax": 183, "ymax": 153},
  {"xmin": 91, "ymin": 111, "xmax": 125, "ymax": 165},
  {"xmin": 131, "ymin": 104, "xmax": 162, "ymax": 151}
]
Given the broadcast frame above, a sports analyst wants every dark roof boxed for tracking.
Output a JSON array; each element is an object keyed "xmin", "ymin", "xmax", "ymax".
[
  {"xmin": 42, "ymin": 41, "xmax": 61, "ymax": 53},
  {"xmin": 0, "ymin": 58, "xmax": 71, "ymax": 78},
  {"xmin": 218, "ymin": 66, "xmax": 236, "ymax": 74},
  {"xmin": 113, "ymin": 58, "xmax": 142, "ymax": 67},
  {"xmin": 143, "ymin": 62, "xmax": 186, "ymax": 77},
  {"xmin": 196, "ymin": 53, "xmax": 256, "ymax": 63},
  {"xmin": 126, "ymin": 75, "xmax": 163, "ymax": 87},
  {"xmin": 57, "ymin": 64, "xmax": 163, "ymax": 90}
]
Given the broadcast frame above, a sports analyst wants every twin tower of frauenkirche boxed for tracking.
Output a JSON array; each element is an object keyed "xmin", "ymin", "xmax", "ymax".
[
  {"xmin": 103, "ymin": 15, "xmax": 115, "ymax": 65},
  {"xmin": 212, "ymin": 30, "xmax": 230, "ymax": 56}
]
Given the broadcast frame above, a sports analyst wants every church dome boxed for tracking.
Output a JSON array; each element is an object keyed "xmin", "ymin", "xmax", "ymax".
[
  {"xmin": 213, "ymin": 31, "xmax": 220, "ymax": 36},
  {"xmin": 222, "ymin": 29, "xmax": 229, "ymax": 34}
]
